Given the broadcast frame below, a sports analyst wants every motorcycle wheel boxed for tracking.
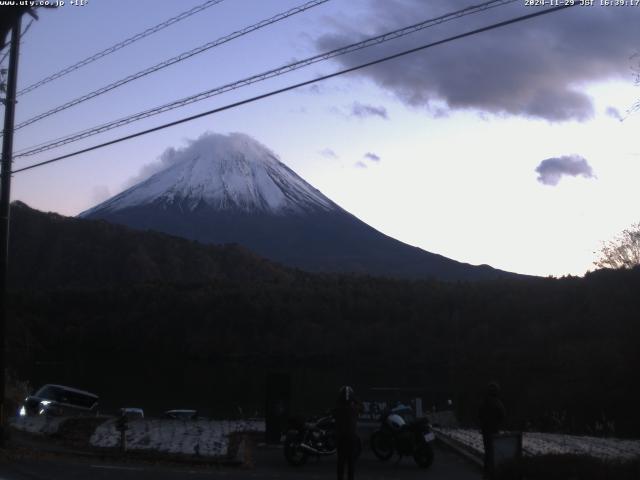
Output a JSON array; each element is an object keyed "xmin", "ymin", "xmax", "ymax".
[
  {"xmin": 370, "ymin": 431, "xmax": 394, "ymax": 461},
  {"xmin": 283, "ymin": 439, "xmax": 308, "ymax": 466},
  {"xmin": 413, "ymin": 442, "xmax": 434, "ymax": 468}
]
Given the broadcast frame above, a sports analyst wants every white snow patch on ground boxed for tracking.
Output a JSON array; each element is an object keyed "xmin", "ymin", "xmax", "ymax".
[
  {"xmin": 90, "ymin": 418, "xmax": 265, "ymax": 458},
  {"xmin": 435, "ymin": 428, "xmax": 640, "ymax": 461},
  {"xmin": 9, "ymin": 415, "xmax": 67, "ymax": 435}
]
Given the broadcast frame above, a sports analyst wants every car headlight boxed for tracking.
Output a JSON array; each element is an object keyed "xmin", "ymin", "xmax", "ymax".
[{"xmin": 38, "ymin": 400, "xmax": 54, "ymax": 415}]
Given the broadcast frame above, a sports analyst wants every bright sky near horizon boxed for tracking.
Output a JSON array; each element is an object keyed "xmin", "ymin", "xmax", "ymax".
[{"xmin": 2, "ymin": 0, "xmax": 640, "ymax": 278}]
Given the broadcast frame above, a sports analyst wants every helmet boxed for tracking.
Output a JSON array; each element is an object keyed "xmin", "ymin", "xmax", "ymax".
[
  {"xmin": 338, "ymin": 385, "xmax": 354, "ymax": 402},
  {"xmin": 386, "ymin": 413, "xmax": 406, "ymax": 430}
]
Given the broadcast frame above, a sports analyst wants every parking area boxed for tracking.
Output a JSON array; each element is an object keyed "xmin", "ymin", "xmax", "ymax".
[
  {"xmin": 0, "ymin": 443, "xmax": 482, "ymax": 480},
  {"xmin": 252, "ymin": 442, "xmax": 482, "ymax": 479}
]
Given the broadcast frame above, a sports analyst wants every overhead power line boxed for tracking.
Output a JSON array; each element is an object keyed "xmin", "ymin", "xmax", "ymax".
[
  {"xmin": 12, "ymin": 4, "xmax": 576, "ymax": 175},
  {"xmin": 16, "ymin": 0, "xmax": 227, "ymax": 97},
  {"xmin": 15, "ymin": 0, "xmax": 517, "ymax": 158},
  {"xmin": 11, "ymin": 0, "xmax": 330, "ymax": 132},
  {"xmin": 0, "ymin": 19, "xmax": 34, "ymax": 68}
]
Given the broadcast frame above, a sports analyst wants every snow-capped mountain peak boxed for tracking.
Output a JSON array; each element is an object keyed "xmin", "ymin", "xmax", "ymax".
[
  {"xmin": 80, "ymin": 131, "xmax": 516, "ymax": 281},
  {"xmin": 81, "ymin": 132, "xmax": 337, "ymax": 216}
]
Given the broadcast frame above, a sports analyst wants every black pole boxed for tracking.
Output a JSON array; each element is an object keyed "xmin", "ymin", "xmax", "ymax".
[{"xmin": 0, "ymin": 13, "xmax": 22, "ymax": 447}]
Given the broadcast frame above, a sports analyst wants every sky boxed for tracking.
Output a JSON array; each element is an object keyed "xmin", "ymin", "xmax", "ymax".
[{"xmin": 1, "ymin": 0, "xmax": 640, "ymax": 277}]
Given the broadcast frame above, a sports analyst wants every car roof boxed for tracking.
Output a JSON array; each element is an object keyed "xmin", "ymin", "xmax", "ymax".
[{"xmin": 39, "ymin": 384, "xmax": 99, "ymax": 399}]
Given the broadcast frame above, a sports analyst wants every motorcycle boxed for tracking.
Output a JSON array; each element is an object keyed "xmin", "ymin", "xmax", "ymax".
[
  {"xmin": 370, "ymin": 403, "xmax": 435, "ymax": 468},
  {"xmin": 283, "ymin": 414, "xmax": 362, "ymax": 466}
]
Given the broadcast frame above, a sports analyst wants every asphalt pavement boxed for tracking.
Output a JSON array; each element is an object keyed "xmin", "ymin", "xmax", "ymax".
[{"xmin": 0, "ymin": 444, "xmax": 482, "ymax": 480}]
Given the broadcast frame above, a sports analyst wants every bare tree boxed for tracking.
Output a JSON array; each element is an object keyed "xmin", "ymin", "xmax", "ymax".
[{"xmin": 594, "ymin": 222, "xmax": 640, "ymax": 269}]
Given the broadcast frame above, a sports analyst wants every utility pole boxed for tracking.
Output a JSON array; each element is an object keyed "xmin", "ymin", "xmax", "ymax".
[{"xmin": 0, "ymin": 13, "xmax": 22, "ymax": 447}]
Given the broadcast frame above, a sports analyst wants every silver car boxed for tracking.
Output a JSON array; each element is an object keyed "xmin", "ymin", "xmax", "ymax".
[{"xmin": 164, "ymin": 409, "xmax": 197, "ymax": 420}]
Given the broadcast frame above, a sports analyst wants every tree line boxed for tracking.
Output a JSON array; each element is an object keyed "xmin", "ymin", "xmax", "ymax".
[{"xmin": 7, "ymin": 267, "xmax": 640, "ymax": 436}]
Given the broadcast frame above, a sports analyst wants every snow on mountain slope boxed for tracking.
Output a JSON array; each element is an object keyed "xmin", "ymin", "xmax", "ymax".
[{"xmin": 81, "ymin": 133, "xmax": 338, "ymax": 217}]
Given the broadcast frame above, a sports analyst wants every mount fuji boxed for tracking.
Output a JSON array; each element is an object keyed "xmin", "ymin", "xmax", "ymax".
[{"xmin": 81, "ymin": 132, "xmax": 514, "ymax": 281}]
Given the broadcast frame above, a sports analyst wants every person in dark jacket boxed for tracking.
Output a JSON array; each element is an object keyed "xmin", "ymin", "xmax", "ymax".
[
  {"xmin": 478, "ymin": 382, "xmax": 506, "ymax": 479},
  {"xmin": 333, "ymin": 385, "xmax": 361, "ymax": 480}
]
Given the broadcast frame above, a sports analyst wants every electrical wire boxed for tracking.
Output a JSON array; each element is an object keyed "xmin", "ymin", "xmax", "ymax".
[
  {"xmin": 0, "ymin": 19, "xmax": 34, "ymax": 67},
  {"xmin": 11, "ymin": 0, "xmax": 330, "ymax": 132},
  {"xmin": 14, "ymin": 0, "xmax": 517, "ymax": 157},
  {"xmin": 11, "ymin": 4, "xmax": 576, "ymax": 175},
  {"xmin": 16, "ymin": 0, "xmax": 227, "ymax": 97}
]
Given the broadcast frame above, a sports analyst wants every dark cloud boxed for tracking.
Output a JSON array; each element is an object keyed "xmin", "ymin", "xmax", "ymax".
[
  {"xmin": 320, "ymin": 148, "xmax": 338, "ymax": 159},
  {"xmin": 605, "ymin": 106, "xmax": 623, "ymax": 121},
  {"xmin": 535, "ymin": 155, "xmax": 595, "ymax": 186},
  {"xmin": 364, "ymin": 152, "xmax": 381, "ymax": 162},
  {"xmin": 351, "ymin": 102, "xmax": 389, "ymax": 119},
  {"xmin": 355, "ymin": 160, "xmax": 368, "ymax": 168},
  {"xmin": 315, "ymin": 1, "xmax": 638, "ymax": 121}
]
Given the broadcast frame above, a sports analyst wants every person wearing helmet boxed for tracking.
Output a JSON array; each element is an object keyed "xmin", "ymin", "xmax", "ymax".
[
  {"xmin": 478, "ymin": 382, "xmax": 506, "ymax": 479},
  {"xmin": 333, "ymin": 385, "xmax": 361, "ymax": 480}
]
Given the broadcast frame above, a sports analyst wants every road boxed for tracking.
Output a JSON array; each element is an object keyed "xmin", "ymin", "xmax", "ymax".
[{"xmin": 0, "ymin": 444, "xmax": 481, "ymax": 479}]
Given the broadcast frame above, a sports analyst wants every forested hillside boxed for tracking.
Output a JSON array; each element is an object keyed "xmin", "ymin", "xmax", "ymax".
[{"xmin": 6, "ymin": 203, "xmax": 639, "ymax": 436}]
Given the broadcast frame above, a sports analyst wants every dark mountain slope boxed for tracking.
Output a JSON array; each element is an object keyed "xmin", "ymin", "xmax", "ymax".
[{"xmin": 9, "ymin": 201, "xmax": 293, "ymax": 289}]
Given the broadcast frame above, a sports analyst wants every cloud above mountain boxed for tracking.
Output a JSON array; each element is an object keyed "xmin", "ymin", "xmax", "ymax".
[
  {"xmin": 315, "ymin": 1, "xmax": 638, "ymax": 121},
  {"xmin": 350, "ymin": 102, "xmax": 388, "ymax": 120},
  {"xmin": 124, "ymin": 146, "xmax": 179, "ymax": 189},
  {"xmin": 605, "ymin": 106, "xmax": 623, "ymax": 121},
  {"xmin": 124, "ymin": 132, "xmax": 274, "ymax": 189},
  {"xmin": 319, "ymin": 148, "xmax": 339, "ymax": 159},
  {"xmin": 364, "ymin": 152, "xmax": 381, "ymax": 162},
  {"xmin": 535, "ymin": 155, "xmax": 595, "ymax": 186},
  {"xmin": 91, "ymin": 185, "xmax": 111, "ymax": 204}
]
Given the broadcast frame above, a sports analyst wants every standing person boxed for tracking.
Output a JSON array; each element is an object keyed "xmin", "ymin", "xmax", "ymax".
[
  {"xmin": 479, "ymin": 382, "xmax": 506, "ymax": 479},
  {"xmin": 333, "ymin": 385, "xmax": 361, "ymax": 480}
]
